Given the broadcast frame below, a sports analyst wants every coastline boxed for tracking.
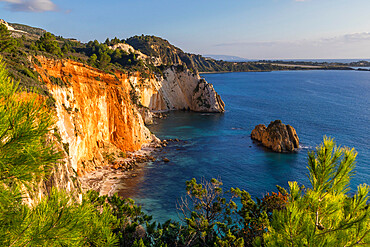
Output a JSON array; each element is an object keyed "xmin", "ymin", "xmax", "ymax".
[
  {"xmin": 198, "ymin": 65, "xmax": 369, "ymax": 75},
  {"xmin": 80, "ymin": 137, "xmax": 156, "ymax": 196},
  {"xmin": 80, "ymin": 138, "xmax": 177, "ymax": 197},
  {"xmin": 199, "ymin": 71, "xmax": 235, "ymax": 74}
]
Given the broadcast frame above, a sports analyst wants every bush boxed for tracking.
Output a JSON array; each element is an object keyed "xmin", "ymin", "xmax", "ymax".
[{"xmin": 35, "ymin": 32, "xmax": 63, "ymax": 56}]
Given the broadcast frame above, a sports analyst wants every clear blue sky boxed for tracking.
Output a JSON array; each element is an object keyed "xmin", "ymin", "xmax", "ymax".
[{"xmin": 1, "ymin": 0, "xmax": 369, "ymax": 59}]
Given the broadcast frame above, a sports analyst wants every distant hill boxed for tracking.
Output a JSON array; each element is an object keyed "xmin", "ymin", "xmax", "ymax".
[
  {"xmin": 9, "ymin": 22, "xmax": 46, "ymax": 38},
  {"xmin": 203, "ymin": 54, "xmax": 249, "ymax": 62},
  {"xmin": 126, "ymin": 36, "xmax": 283, "ymax": 73}
]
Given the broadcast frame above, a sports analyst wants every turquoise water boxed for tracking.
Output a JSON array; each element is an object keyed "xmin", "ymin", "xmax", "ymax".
[{"xmin": 123, "ymin": 70, "xmax": 370, "ymax": 223}]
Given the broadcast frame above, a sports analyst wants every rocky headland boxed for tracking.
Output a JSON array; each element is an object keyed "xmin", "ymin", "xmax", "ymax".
[
  {"xmin": 251, "ymin": 120, "xmax": 299, "ymax": 152},
  {"xmin": 33, "ymin": 54, "xmax": 224, "ymax": 196},
  {"xmin": 1, "ymin": 19, "xmax": 227, "ymax": 199}
]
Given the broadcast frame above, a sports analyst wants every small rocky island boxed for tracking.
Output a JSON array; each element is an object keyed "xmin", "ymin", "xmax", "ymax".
[{"xmin": 251, "ymin": 120, "xmax": 299, "ymax": 152}]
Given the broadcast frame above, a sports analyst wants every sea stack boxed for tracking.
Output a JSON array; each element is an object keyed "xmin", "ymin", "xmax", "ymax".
[{"xmin": 251, "ymin": 120, "xmax": 299, "ymax": 152}]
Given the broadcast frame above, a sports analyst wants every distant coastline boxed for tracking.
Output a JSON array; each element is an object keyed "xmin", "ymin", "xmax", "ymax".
[
  {"xmin": 199, "ymin": 71, "xmax": 235, "ymax": 74},
  {"xmin": 199, "ymin": 60, "xmax": 370, "ymax": 74},
  {"xmin": 204, "ymin": 56, "xmax": 370, "ymax": 64}
]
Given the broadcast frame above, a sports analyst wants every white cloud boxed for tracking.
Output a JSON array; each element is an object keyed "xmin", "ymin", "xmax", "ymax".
[
  {"xmin": 212, "ymin": 32, "xmax": 370, "ymax": 59},
  {"xmin": 215, "ymin": 32, "xmax": 370, "ymax": 48},
  {"xmin": 0, "ymin": 0, "xmax": 57, "ymax": 12}
]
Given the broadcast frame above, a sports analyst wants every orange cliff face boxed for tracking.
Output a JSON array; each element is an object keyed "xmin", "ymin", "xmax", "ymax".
[
  {"xmin": 34, "ymin": 56, "xmax": 224, "ymax": 176},
  {"xmin": 34, "ymin": 56, "xmax": 154, "ymax": 175}
]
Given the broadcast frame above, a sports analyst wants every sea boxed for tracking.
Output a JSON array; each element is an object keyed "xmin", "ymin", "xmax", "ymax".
[
  {"xmin": 119, "ymin": 70, "xmax": 370, "ymax": 223},
  {"xmin": 229, "ymin": 59, "xmax": 370, "ymax": 63}
]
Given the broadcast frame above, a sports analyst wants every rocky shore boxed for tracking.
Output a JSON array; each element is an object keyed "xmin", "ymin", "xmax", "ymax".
[{"xmin": 80, "ymin": 138, "xmax": 180, "ymax": 196}]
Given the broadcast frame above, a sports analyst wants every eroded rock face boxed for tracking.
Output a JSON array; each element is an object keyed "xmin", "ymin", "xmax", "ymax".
[
  {"xmin": 137, "ymin": 66, "xmax": 225, "ymax": 113},
  {"xmin": 251, "ymin": 120, "xmax": 299, "ymax": 152},
  {"xmin": 34, "ymin": 57, "xmax": 154, "ymax": 176},
  {"xmin": 34, "ymin": 56, "xmax": 224, "ymax": 176},
  {"xmin": 192, "ymin": 79, "xmax": 225, "ymax": 112}
]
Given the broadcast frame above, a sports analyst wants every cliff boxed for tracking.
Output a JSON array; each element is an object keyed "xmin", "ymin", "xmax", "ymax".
[
  {"xmin": 0, "ymin": 20, "xmax": 225, "ymax": 198},
  {"xmin": 34, "ymin": 57, "xmax": 153, "ymax": 176},
  {"xmin": 34, "ymin": 56, "xmax": 224, "ymax": 177},
  {"xmin": 137, "ymin": 66, "xmax": 225, "ymax": 112}
]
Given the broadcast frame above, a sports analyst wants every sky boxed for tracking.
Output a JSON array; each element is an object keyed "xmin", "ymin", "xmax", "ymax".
[{"xmin": 0, "ymin": 0, "xmax": 369, "ymax": 59}]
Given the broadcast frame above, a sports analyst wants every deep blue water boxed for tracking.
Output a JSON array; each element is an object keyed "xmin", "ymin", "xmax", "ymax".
[{"xmin": 122, "ymin": 70, "xmax": 370, "ymax": 223}]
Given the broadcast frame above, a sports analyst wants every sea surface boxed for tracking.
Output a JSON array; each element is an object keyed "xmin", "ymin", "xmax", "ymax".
[
  {"xmin": 119, "ymin": 70, "xmax": 370, "ymax": 223},
  {"xmin": 229, "ymin": 58, "xmax": 370, "ymax": 63}
]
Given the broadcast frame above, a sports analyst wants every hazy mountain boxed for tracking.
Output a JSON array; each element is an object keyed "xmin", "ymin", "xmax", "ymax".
[{"xmin": 203, "ymin": 54, "xmax": 249, "ymax": 62}]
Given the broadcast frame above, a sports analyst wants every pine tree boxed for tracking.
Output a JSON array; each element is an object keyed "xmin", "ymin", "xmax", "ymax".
[
  {"xmin": 35, "ymin": 32, "xmax": 63, "ymax": 56},
  {"xmin": 0, "ymin": 58, "xmax": 59, "ymax": 186},
  {"xmin": 0, "ymin": 58, "xmax": 119, "ymax": 246},
  {"xmin": 0, "ymin": 24, "xmax": 16, "ymax": 53},
  {"xmin": 264, "ymin": 137, "xmax": 370, "ymax": 246}
]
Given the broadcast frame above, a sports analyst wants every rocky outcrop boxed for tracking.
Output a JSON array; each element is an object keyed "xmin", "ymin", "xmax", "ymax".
[
  {"xmin": 0, "ymin": 19, "xmax": 14, "ymax": 31},
  {"xmin": 251, "ymin": 120, "xmax": 299, "ymax": 152},
  {"xmin": 138, "ymin": 66, "xmax": 225, "ymax": 112}
]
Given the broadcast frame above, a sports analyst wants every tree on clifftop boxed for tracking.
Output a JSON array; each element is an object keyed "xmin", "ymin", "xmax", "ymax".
[
  {"xmin": 35, "ymin": 32, "xmax": 63, "ymax": 56},
  {"xmin": 0, "ymin": 24, "xmax": 16, "ymax": 53}
]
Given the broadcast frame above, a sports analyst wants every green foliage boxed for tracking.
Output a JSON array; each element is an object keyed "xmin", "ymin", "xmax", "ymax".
[
  {"xmin": 35, "ymin": 32, "xmax": 63, "ymax": 56},
  {"xmin": 126, "ymin": 35, "xmax": 182, "ymax": 66},
  {"xmin": 85, "ymin": 190, "xmax": 154, "ymax": 247},
  {"xmin": 88, "ymin": 53, "xmax": 98, "ymax": 66},
  {"xmin": 105, "ymin": 37, "xmax": 123, "ymax": 46},
  {"xmin": 178, "ymin": 178, "xmax": 243, "ymax": 246},
  {"xmin": 0, "ymin": 24, "xmax": 17, "ymax": 53},
  {"xmin": 99, "ymin": 51, "xmax": 111, "ymax": 69},
  {"xmin": 0, "ymin": 187, "xmax": 121, "ymax": 246},
  {"xmin": 61, "ymin": 41, "xmax": 75, "ymax": 54},
  {"xmin": 264, "ymin": 137, "xmax": 370, "ymax": 246},
  {"xmin": 85, "ymin": 39, "xmax": 149, "ymax": 72},
  {"xmin": 0, "ymin": 59, "xmax": 60, "ymax": 185}
]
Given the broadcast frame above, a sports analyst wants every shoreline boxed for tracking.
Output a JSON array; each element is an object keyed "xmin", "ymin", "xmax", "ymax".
[
  {"xmin": 199, "ymin": 71, "xmax": 235, "ymax": 74},
  {"xmin": 198, "ymin": 67, "xmax": 369, "ymax": 75},
  {"xmin": 80, "ymin": 138, "xmax": 177, "ymax": 197},
  {"xmin": 80, "ymin": 145, "xmax": 156, "ymax": 196}
]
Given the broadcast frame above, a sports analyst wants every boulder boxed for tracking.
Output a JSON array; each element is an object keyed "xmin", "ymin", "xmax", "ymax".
[{"xmin": 251, "ymin": 120, "xmax": 299, "ymax": 152}]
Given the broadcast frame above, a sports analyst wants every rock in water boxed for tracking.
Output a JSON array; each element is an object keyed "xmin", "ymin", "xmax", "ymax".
[{"xmin": 251, "ymin": 120, "xmax": 299, "ymax": 152}]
